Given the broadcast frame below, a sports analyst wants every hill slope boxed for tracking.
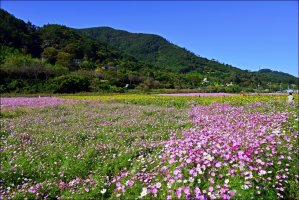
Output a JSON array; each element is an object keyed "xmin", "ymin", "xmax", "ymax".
[
  {"xmin": 78, "ymin": 27, "xmax": 241, "ymax": 74},
  {"xmin": 78, "ymin": 27, "xmax": 297, "ymax": 84},
  {"xmin": 0, "ymin": 9, "xmax": 144, "ymax": 68}
]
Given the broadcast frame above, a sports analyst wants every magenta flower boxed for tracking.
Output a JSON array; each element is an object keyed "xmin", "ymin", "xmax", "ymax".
[
  {"xmin": 126, "ymin": 180, "xmax": 134, "ymax": 187},
  {"xmin": 152, "ymin": 188, "xmax": 158, "ymax": 194}
]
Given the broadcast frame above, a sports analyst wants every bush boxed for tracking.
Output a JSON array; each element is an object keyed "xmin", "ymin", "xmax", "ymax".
[
  {"xmin": 7, "ymin": 80, "xmax": 28, "ymax": 92},
  {"xmin": 47, "ymin": 74, "xmax": 90, "ymax": 93},
  {"xmin": 79, "ymin": 60, "xmax": 95, "ymax": 70},
  {"xmin": 224, "ymin": 85, "xmax": 241, "ymax": 93},
  {"xmin": 90, "ymin": 79, "xmax": 110, "ymax": 91},
  {"xmin": 109, "ymin": 85, "xmax": 125, "ymax": 93}
]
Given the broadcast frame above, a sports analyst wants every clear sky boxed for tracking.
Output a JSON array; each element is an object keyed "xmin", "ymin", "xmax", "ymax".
[{"xmin": 1, "ymin": 1, "xmax": 298, "ymax": 77}]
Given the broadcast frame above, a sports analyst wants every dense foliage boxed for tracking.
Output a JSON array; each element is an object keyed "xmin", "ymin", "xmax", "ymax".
[{"xmin": 0, "ymin": 9, "xmax": 298, "ymax": 94}]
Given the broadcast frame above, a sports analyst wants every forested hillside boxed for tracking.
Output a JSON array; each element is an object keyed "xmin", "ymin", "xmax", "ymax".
[
  {"xmin": 0, "ymin": 9, "xmax": 297, "ymax": 94},
  {"xmin": 78, "ymin": 27, "xmax": 242, "ymax": 74}
]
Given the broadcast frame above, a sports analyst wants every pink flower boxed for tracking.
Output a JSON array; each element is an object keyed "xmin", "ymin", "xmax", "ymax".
[
  {"xmin": 28, "ymin": 186, "xmax": 37, "ymax": 193},
  {"xmin": 174, "ymin": 169, "xmax": 180, "ymax": 175},
  {"xmin": 194, "ymin": 187, "xmax": 201, "ymax": 195},
  {"xmin": 126, "ymin": 180, "xmax": 134, "ymax": 187},
  {"xmin": 231, "ymin": 145, "xmax": 240, "ymax": 151},
  {"xmin": 156, "ymin": 182, "xmax": 162, "ymax": 188},
  {"xmin": 176, "ymin": 188, "xmax": 182, "ymax": 198},
  {"xmin": 208, "ymin": 186, "xmax": 214, "ymax": 192},
  {"xmin": 276, "ymin": 175, "xmax": 281, "ymax": 180},
  {"xmin": 215, "ymin": 162, "xmax": 222, "ymax": 168},
  {"xmin": 229, "ymin": 190, "xmax": 236, "ymax": 196},
  {"xmin": 222, "ymin": 194, "xmax": 230, "ymax": 199},
  {"xmin": 189, "ymin": 169, "xmax": 195, "ymax": 175},
  {"xmin": 184, "ymin": 186, "xmax": 191, "ymax": 196},
  {"xmin": 244, "ymin": 151, "xmax": 251, "ymax": 156}
]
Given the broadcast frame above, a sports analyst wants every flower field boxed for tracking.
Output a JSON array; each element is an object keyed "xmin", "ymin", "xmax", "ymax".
[
  {"xmin": 0, "ymin": 94, "xmax": 298, "ymax": 199},
  {"xmin": 1, "ymin": 97, "xmax": 79, "ymax": 110},
  {"xmin": 157, "ymin": 93, "xmax": 238, "ymax": 97}
]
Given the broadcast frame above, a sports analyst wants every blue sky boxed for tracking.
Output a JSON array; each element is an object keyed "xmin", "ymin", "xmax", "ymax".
[{"xmin": 1, "ymin": 1, "xmax": 298, "ymax": 76}]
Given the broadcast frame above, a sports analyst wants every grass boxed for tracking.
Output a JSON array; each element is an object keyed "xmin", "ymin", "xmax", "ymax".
[{"xmin": 0, "ymin": 101, "xmax": 189, "ymax": 199}]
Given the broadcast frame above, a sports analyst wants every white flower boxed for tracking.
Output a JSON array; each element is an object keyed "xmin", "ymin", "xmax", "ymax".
[
  {"xmin": 100, "ymin": 188, "xmax": 107, "ymax": 194},
  {"xmin": 196, "ymin": 168, "xmax": 203, "ymax": 174},
  {"xmin": 156, "ymin": 182, "xmax": 162, "ymax": 188},
  {"xmin": 241, "ymin": 185, "xmax": 249, "ymax": 190},
  {"xmin": 258, "ymin": 170, "xmax": 267, "ymax": 176},
  {"xmin": 215, "ymin": 162, "xmax": 222, "ymax": 168},
  {"xmin": 189, "ymin": 177, "xmax": 194, "ymax": 183},
  {"xmin": 225, "ymin": 179, "xmax": 229, "ymax": 184},
  {"xmin": 272, "ymin": 129, "xmax": 280, "ymax": 134},
  {"xmin": 256, "ymin": 159, "xmax": 262, "ymax": 164},
  {"xmin": 140, "ymin": 188, "xmax": 147, "ymax": 197}
]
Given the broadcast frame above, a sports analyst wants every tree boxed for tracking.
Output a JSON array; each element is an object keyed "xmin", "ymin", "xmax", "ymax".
[
  {"xmin": 42, "ymin": 47, "xmax": 58, "ymax": 64},
  {"xmin": 48, "ymin": 74, "xmax": 90, "ymax": 93},
  {"xmin": 56, "ymin": 52, "xmax": 72, "ymax": 68},
  {"xmin": 63, "ymin": 43, "xmax": 83, "ymax": 59}
]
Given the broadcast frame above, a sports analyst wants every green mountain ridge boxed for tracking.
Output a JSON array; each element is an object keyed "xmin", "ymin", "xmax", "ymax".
[
  {"xmin": 0, "ymin": 9, "xmax": 297, "ymax": 93},
  {"xmin": 78, "ymin": 27, "xmax": 242, "ymax": 74},
  {"xmin": 78, "ymin": 27, "xmax": 297, "ymax": 83}
]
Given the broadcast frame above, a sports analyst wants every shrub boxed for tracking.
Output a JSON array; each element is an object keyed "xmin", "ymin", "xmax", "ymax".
[{"xmin": 47, "ymin": 74, "xmax": 90, "ymax": 93}]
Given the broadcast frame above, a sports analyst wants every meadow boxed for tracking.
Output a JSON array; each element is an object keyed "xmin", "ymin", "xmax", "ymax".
[{"xmin": 0, "ymin": 94, "xmax": 298, "ymax": 199}]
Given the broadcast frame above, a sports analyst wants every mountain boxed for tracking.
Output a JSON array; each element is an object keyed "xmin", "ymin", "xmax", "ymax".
[
  {"xmin": 0, "ymin": 9, "xmax": 144, "ymax": 68},
  {"xmin": 257, "ymin": 69, "xmax": 297, "ymax": 84},
  {"xmin": 78, "ymin": 27, "xmax": 297, "ymax": 84},
  {"xmin": 78, "ymin": 27, "xmax": 241, "ymax": 74},
  {"xmin": 0, "ymin": 9, "xmax": 297, "ymax": 94},
  {"xmin": 0, "ymin": 9, "xmax": 41, "ymax": 57}
]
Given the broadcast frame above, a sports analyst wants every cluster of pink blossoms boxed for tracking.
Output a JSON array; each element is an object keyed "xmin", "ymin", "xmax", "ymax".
[
  {"xmin": 0, "ymin": 97, "xmax": 80, "ymax": 110},
  {"xmin": 114, "ymin": 102, "xmax": 298, "ymax": 199}
]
